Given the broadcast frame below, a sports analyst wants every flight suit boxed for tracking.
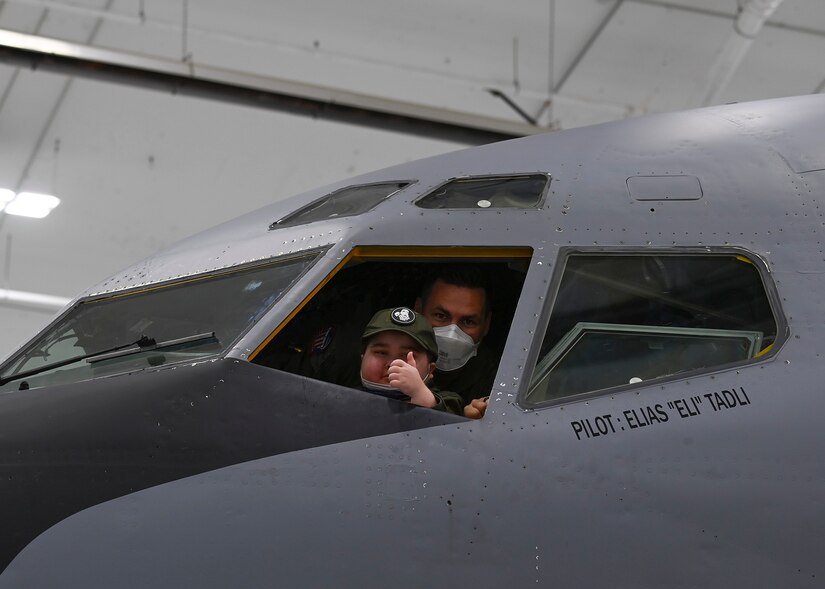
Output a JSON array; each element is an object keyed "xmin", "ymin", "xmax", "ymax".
[
  {"xmin": 433, "ymin": 343, "xmax": 498, "ymax": 405},
  {"xmin": 363, "ymin": 386, "xmax": 464, "ymax": 415}
]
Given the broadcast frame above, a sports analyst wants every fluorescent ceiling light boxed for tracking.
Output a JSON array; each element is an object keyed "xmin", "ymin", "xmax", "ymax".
[
  {"xmin": 3, "ymin": 191, "xmax": 61, "ymax": 218},
  {"xmin": 0, "ymin": 188, "xmax": 14, "ymax": 212}
]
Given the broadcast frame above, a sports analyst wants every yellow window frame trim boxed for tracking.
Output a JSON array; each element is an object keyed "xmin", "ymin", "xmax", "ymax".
[{"xmin": 248, "ymin": 245, "xmax": 533, "ymax": 361}]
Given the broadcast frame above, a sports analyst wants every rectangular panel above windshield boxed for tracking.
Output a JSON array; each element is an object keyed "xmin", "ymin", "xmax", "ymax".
[{"xmin": 0, "ymin": 252, "xmax": 319, "ymax": 392}]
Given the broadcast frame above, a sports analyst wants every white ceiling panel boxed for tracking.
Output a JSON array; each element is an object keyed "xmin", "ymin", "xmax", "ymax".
[
  {"xmin": 721, "ymin": 24, "xmax": 825, "ymax": 101},
  {"xmin": 0, "ymin": 68, "xmax": 70, "ymax": 188},
  {"xmin": 0, "ymin": 2, "xmax": 45, "ymax": 31},
  {"xmin": 561, "ymin": 3, "xmax": 734, "ymax": 112}
]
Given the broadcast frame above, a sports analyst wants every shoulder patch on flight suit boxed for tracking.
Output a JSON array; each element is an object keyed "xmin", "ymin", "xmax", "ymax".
[{"xmin": 310, "ymin": 326, "xmax": 336, "ymax": 355}]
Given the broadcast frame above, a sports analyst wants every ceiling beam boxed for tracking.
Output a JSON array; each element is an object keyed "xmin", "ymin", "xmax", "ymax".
[
  {"xmin": 631, "ymin": 0, "xmax": 825, "ymax": 39},
  {"xmin": 0, "ymin": 29, "xmax": 546, "ymax": 145}
]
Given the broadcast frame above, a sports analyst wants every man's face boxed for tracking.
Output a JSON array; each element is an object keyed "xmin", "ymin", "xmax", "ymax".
[
  {"xmin": 361, "ymin": 331, "xmax": 432, "ymax": 384},
  {"xmin": 415, "ymin": 279, "xmax": 490, "ymax": 344}
]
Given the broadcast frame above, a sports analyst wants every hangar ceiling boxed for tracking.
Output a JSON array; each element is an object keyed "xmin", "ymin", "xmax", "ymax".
[{"xmin": 0, "ymin": 0, "xmax": 824, "ymax": 358}]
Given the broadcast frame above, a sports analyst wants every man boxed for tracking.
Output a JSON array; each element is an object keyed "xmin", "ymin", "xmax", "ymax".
[{"xmin": 414, "ymin": 266, "xmax": 497, "ymax": 419}]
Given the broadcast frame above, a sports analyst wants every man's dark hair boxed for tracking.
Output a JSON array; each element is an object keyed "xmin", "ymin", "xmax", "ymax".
[{"xmin": 419, "ymin": 264, "xmax": 490, "ymax": 314}]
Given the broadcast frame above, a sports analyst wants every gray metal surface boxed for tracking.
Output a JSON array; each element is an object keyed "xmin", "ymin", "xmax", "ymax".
[{"xmin": 1, "ymin": 95, "xmax": 824, "ymax": 586}]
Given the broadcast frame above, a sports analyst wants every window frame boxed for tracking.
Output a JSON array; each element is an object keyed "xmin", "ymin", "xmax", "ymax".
[
  {"xmin": 248, "ymin": 245, "xmax": 534, "ymax": 367},
  {"xmin": 413, "ymin": 173, "xmax": 552, "ymax": 210},
  {"xmin": 0, "ymin": 249, "xmax": 324, "ymax": 391},
  {"xmin": 519, "ymin": 246, "xmax": 788, "ymax": 410},
  {"xmin": 269, "ymin": 180, "xmax": 415, "ymax": 229}
]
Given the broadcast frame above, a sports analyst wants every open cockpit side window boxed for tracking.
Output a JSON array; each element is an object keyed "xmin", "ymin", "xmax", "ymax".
[
  {"xmin": 524, "ymin": 251, "xmax": 780, "ymax": 407},
  {"xmin": 250, "ymin": 247, "xmax": 532, "ymax": 405}
]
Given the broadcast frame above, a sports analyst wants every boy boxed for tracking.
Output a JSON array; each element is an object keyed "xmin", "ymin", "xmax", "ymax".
[{"xmin": 360, "ymin": 307, "xmax": 463, "ymax": 415}]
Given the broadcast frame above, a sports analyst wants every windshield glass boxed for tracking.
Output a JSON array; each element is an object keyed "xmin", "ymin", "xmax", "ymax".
[
  {"xmin": 270, "ymin": 182, "xmax": 411, "ymax": 228},
  {"xmin": 0, "ymin": 252, "xmax": 318, "ymax": 391},
  {"xmin": 524, "ymin": 252, "xmax": 778, "ymax": 407}
]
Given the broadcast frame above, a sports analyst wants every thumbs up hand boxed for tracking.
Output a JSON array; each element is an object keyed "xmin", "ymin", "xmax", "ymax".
[{"xmin": 389, "ymin": 351, "xmax": 436, "ymax": 408}]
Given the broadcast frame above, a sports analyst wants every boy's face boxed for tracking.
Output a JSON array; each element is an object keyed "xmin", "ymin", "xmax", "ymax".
[{"xmin": 361, "ymin": 331, "xmax": 433, "ymax": 384}]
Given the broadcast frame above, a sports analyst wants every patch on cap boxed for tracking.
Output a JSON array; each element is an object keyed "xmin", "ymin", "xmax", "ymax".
[{"xmin": 391, "ymin": 307, "xmax": 416, "ymax": 325}]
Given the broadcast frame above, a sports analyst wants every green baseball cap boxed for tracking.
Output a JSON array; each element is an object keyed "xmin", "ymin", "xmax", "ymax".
[{"xmin": 362, "ymin": 307, "xmax": 438, "ymax": 359}]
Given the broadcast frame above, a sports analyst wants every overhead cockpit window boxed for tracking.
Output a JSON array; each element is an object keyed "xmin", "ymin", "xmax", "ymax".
[
  {"xmin": 0, "ymin": 251, "xmax": 319, "ymax": 392},
  {"xmin": 270, "ymin": 182, "xmax": 411, "ymax": 229},
  {"xmin": 523, "ymin": 252, "xmax": 780, "ymax": 407},
  {"xmin": 415, "ymin": 174, "xmax": 549, "ymax": 210}
]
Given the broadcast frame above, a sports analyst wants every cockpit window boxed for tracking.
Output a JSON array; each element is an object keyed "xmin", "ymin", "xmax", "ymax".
[
  {"xmin": 415, "ymin": 174, "xmax": 549, "ymax": 209},
  {"xmin": 0, "ymin": 252, "xmax": 318, "ymax": 391},
  {"xmin": 523, "ymin": 252, "xmax": 779, "ymax": 407},
  {"xmin": 252, "ymin": 246, "xmax": 532, "ymax": 404},
  {"xmin": 270, "ymin": 182, "xmax": 411, "ymax": 229}
]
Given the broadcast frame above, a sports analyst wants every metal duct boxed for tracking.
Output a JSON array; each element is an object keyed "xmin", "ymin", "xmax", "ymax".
[
  {"xmin": 700, "ymin": 0, "xmax": 785, "ymax": 106},
  {"xmin": 0, "ymin": 288, "xmax": 70, "ymax": 313}
]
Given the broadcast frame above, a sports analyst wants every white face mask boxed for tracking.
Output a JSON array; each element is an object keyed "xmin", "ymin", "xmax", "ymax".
[
  {"xmin": 360, "ymin": 372, "xmax": 410, "ymax": 400},
  {"xmin": 433, "ymin": 324, "xmax": 479, "ymax": 372},
  {"xmin": 360, "ymin": 368, "xmax": 433, "ymax": 389}
]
